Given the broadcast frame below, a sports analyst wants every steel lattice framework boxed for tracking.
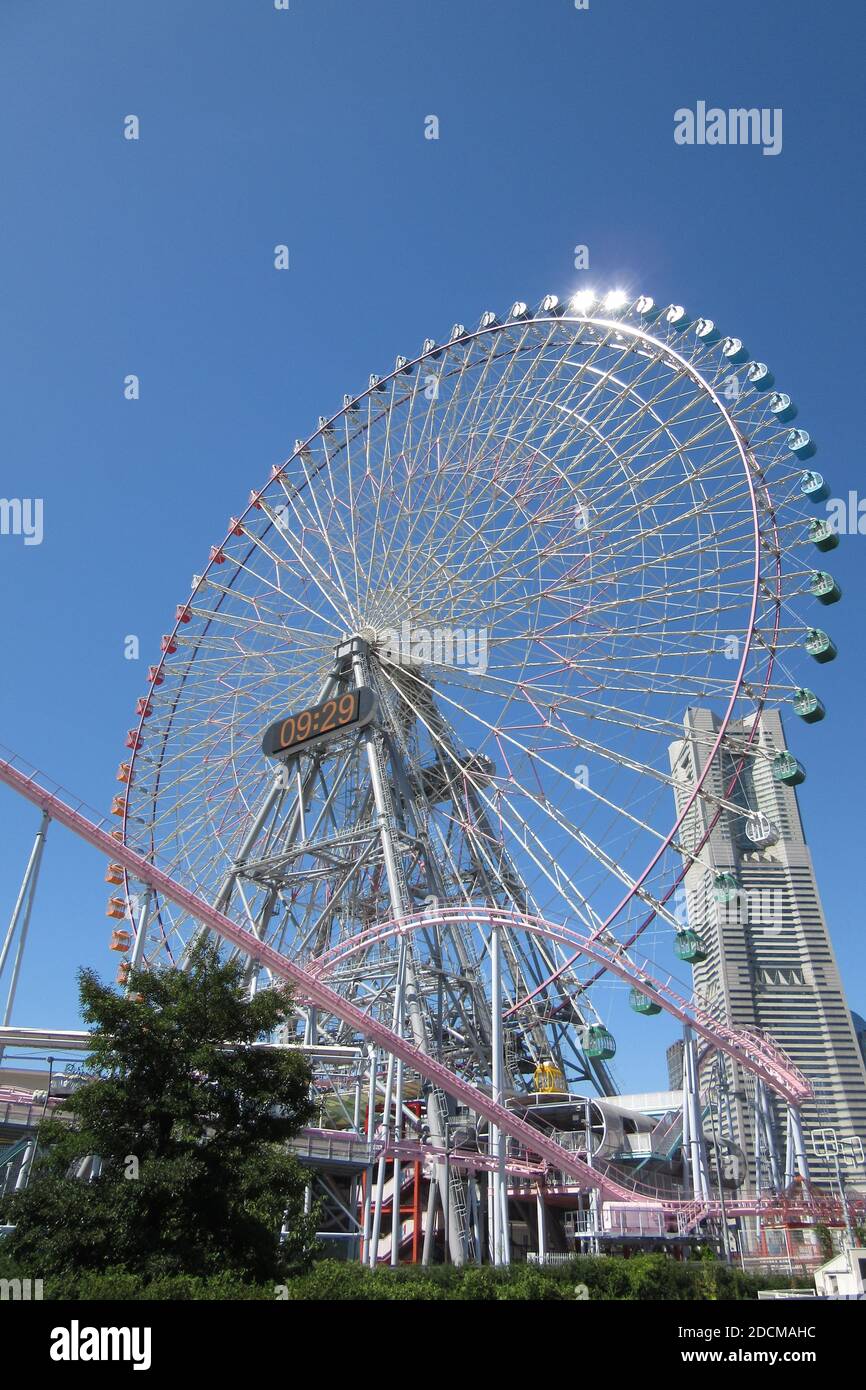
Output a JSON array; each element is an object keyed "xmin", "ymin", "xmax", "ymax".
[
  {"xmin": 0, "ymin": 751, "xmax": 815, "ymax": 1212},
  {"xmin": 116, "ymin": 294, "xmax": 822, "ymax": 1089},
  {"xmin": 2, "ymin": 289, "xmax": 841, "ymax": 1264}
]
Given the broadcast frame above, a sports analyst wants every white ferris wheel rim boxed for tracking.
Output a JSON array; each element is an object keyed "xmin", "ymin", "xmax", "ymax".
[{"xmin": 118, "ymin": 296, "xmax": 818, "ymax": 1003}]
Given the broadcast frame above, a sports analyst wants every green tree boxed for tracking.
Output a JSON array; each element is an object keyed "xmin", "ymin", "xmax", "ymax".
[{"xmin": 0, "ymin": 942, "xmax": 316, "ymax": 1283}]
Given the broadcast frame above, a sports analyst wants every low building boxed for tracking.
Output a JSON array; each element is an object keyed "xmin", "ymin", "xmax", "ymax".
[{"xmin": 814, "ymin": 1246, "xmax": 866, "ymax": 1298}]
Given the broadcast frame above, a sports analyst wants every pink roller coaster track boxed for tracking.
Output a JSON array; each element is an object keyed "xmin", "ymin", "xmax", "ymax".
[
  {"xmin": 0, "ymin": 751, "xmax": 814, "ymax": 1217},
  {"xmin": 311, "ymin": 907, "xmax": 811, "ymax": 1105}
]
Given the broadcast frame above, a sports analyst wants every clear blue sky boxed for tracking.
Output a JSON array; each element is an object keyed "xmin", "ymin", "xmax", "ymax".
[{"xmin": 1, "ymin": 0, "xmax": 864, "ymax": 1091}]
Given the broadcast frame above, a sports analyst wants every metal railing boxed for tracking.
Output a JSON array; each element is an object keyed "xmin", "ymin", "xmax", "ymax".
[
  {"xmin": 290, "ymin": 1129, "xmax": 375, "ymax": 1165},
  {"xmin": 738, "ymin": 1253, "xmax": 823, "ymax": 1278},
  {"xmin": 0, "ymin": 1101, "xmax": 40, "ymax": 1129}
]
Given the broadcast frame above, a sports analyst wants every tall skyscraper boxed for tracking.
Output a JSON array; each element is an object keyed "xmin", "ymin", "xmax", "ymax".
[{"xmin": 669, "ymin": 707, "xmax": 866, "ymax": 1193}]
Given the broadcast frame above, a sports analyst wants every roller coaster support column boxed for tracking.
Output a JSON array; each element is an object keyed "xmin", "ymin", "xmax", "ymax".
[
  {"xmin": 390, "ymin": 1051, "xmax": 406, "ymax": 1266},
  {"xmin": 784, "ymin": 1111, "xmax": 794, "ymax": 1188},
  {"xmin": 360, "ymin": 1046, "xmax": 378, "ymax": 1264},
  {"xmin": 470, "ymin": 1177, "xmax": 484, "ymax": 1264},
  {"xmin": 14, "ymin": 1141, "xmax": 35, "ymax": 1192},
  {"xmin": 682, "ymin": 1026, "xmax": 710, "ymax": 1202},
  {"xmin": 490, "ymin": 920, "xmax": 510, "ymax": 1265},
  {"xmin": 369, "ymin": 937, "xmax": 408, "ymax": 1267},
  {"xmin": 128, "ymin": 890, "xmax": 151, "ymax": 973},
  {"xmin": 0, "ymin": 810, "xmax": 49, "ymax": 1062},
  {"xmin": 784, "ymin": 1105, "xmax": 811, "ymax": 1187},
  {"xmin": 709, "ymin": 1054, "xmax": 732, "ymax": 1264},
  {"xmin": 536, "ymin": 1184, "xmax": 547, "ymax": 1263},
  {"xmin": 583, "ymin": 1096, "xmax": 600, "ymax": 1253},
  {"xmin": 756, "ymin": 1078, "xmax": 782, "ymax": 1193},
  {"xmin": 421, "ymin": 1174, "xmax": 437, "ymax": 1266}
]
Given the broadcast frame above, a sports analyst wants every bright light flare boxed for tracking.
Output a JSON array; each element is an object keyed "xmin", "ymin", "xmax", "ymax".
[
  {"xmin": 603, "ymin": 289, "xmax": 629, "ymax": 311},
  {"xmin": 569, "ymin": 290, "xmax": 596, "ymax": 314}
]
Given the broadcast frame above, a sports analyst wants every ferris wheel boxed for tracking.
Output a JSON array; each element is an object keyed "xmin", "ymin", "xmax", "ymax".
[{"xmin": 109, "ymin": 289, "xmax": 835, "ymax": 1099}]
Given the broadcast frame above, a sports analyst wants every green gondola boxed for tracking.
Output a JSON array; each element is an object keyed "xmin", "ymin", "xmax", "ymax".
[
  {"xmin": 810, "ymin": 570, "xmax": 842, "ymax": 605},
  {"xmin": 674, "ymin": 930, "xmax": 708, "ymax": 964},
  {"xmin": 629, "ymin": 988, "xmax": 662, "ymax": 1016},
  {"xmin": 713, "ymin": 871, "xmax": 739, "ymax": 904},
  {"xmin": 808, "ymin": 518, "xmax": 839, "ymax": 553},
  {"xmin": 792, "ymin": 688, "xmax": 826, "ymax": 723},
  {"xmin": 805, "ymin": 628, "xmax": 837, "ymax": 664},
  {"xmin": 584, "ymin": 1025, "xmax": 617, "ymax": 1060},
  {"xmin": 772, "ymin": 751, "xmax": 806, "ymax": 786}
]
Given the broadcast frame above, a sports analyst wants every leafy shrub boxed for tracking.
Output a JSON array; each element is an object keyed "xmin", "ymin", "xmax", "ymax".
[
  {"xmin": 0, "ymin": 1249, "xmax": 812, "ymax": 1301},
  {"xmin": 0, "ymin": 944, "xmax": 316, "ymax": 1284}
]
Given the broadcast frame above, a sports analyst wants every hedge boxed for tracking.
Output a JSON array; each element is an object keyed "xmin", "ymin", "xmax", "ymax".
[
  {"xmin": 277, "ymin": 1255, "xmax": 809, "ymax": 1301},
  {"xmin": 0, "ymin": 1252, "xmax": 812, "ymax": 1301}
]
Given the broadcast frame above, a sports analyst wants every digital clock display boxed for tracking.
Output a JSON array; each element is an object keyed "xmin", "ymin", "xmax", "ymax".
[{"xmin": 261, "ymin": 687, "xmax": 375, "ymax": 758}]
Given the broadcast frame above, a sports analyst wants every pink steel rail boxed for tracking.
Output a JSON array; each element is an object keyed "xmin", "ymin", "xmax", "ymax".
[
  {"xmin": 0, "ymin": 752, "xmax": 639, "ymax": 1203},
  {"xmin": 0, "ymin": 750, "xmax": 815, "ymax": 1214},
  {"xmin": 311, "ymin": 906, "xmax": 812, "ymax": 1105}
]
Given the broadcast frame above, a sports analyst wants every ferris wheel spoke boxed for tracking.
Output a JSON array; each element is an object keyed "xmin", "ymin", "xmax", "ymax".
[
  {"xmin": 378, "ymin": 662, "xmax": 689, "ymax": 930},
  {"xmin": 120, "ymin": 295, "xmax": 822, "ymax": 1086}
]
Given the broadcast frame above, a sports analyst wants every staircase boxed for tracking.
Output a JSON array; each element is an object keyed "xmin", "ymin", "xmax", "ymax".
[{"xmin": 676, "ymin": 1200, "xmax": 711, "ymax": 1235}]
